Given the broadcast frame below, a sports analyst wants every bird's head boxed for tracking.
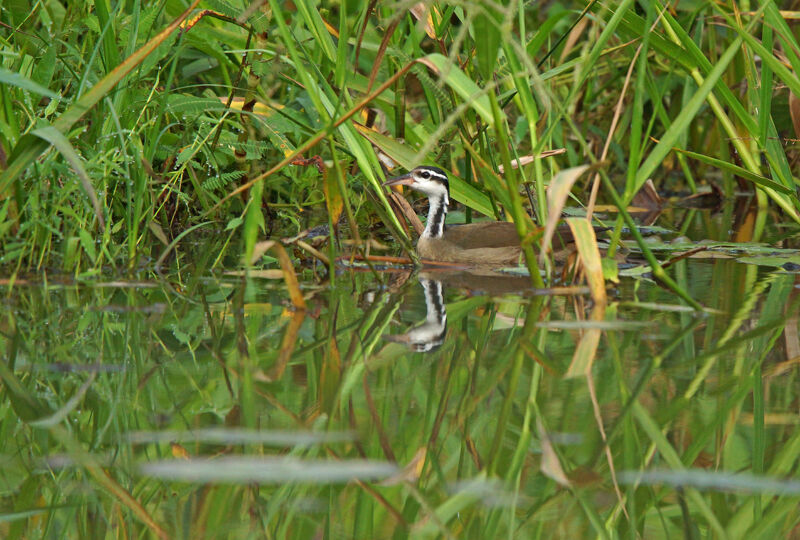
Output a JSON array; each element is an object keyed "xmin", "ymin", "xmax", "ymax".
[{"xmin": 383, "ymin": 166, "xmax": 450, "ymax": 200}]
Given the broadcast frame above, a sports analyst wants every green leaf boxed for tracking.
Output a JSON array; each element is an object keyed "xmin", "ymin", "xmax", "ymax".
[
  {"xmin": 354, "ymin": 125, "xmax": 495, "ymax": 217},
  {"xmin": 0, "ymin": 359, "xmax": 54, "ymax": 423},
  {"xmin": 226, "ymin": 216, "xmax": 243, "ymax": 231},
  {"xmin": 675, "ymin": 148, "xmax": 794, "ymax": 195},
  {"xmin": 633, "ymin": 35, "xmax": 743, "ymax": 198},
  {"xmin": 472, "ymin": 4, "xmax": 502, "ymax": 80},
  {"xmin": 0, "ymin": 67, "xmax": 59, "ymax": 99},
  {"xmin": 78, "ymin": 228, "xmax": 98, "ymax": 260},
  {"xmin": 449, "ymin": 175, "xmax": 496, "ymax": 219},
  {"xmin": 420, "ymin": 54, "xmax": 499, "ymax": 126},
  {"xmin": 0, "ymin": 0, "xmax": 203, "ymax": 196},
  {"xmin": 293, "ymin": 0, "xmax": 337, "ymax": 63},
  {"xmin": 32, "ymin": 45, "xmax": 57, "ymax": 89},
  {"xmin": 31, "ymin": 125, "xmax": 105, "ymax": 228},
  {"xmin": 565, "ymin": 217, "xmax": 605, "ymax": 302}
]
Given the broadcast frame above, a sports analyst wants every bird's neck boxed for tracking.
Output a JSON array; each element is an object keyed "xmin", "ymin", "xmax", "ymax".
[
  {"xmin": 421, "ymin": 278, "xmax": 445, "ymax": 325},
  {"xmin": 407, "ymin": 277, "xmax": 446, "ymax": 352},
  {"xmin": 423, "ymin": 192, "xmax": 448, "ymax": 239}
]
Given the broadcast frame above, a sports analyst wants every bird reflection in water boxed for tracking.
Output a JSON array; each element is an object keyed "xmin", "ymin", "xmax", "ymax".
[
  {"xmin": 383, "ymin": 269, "xmax": 533, "ymax": 353},
  {"xmin": 383, "ymin": 278, "xmax": 447, "ymax": 353}
]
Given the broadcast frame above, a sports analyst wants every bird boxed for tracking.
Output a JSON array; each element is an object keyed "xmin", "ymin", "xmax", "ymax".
[
  {"xmin": 383, "ymin": 165, "xmax": 584, "ymax": 266},
  {"xmin": 383, "ymin": 166, "xmax": 526, "ymax": 265}
]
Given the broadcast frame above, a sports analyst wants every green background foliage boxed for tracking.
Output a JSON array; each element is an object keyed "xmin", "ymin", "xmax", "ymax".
[{"xmin": 2, "ymin": 1, "xmax": 800, "ymax": 538}]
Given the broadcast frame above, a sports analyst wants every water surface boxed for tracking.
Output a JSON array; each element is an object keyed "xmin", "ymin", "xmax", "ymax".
[{"xmin": 2, "ymin": 245, "xmax": 798, "ymax": 538}]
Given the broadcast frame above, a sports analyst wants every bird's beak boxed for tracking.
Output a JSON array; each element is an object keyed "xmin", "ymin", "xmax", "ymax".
[{"xmin": 382, "ymin": 172, "xmax": 414, "ymax": 187}]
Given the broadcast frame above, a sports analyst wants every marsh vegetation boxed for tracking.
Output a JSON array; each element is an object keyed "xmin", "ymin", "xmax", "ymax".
[{"xmin": 2, "ymin": 0, "xmax": 800, "ymax": 538}]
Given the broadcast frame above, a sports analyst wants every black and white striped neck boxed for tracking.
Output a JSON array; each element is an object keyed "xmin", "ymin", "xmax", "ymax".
[
  {"xmin": 422, "ymin": 191, "xmax": 448, "ymax": 239},
  {"xmin": 410, "ymin": 278, "xmax": 447, "ymax": 352}
]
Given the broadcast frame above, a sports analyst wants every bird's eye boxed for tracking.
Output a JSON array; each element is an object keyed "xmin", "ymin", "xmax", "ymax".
[{"xmin": 419, "ymin": 170, "xmax": 430, "ymax": 179}]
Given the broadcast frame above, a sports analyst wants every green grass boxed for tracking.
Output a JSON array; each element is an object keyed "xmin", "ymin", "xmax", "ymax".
[
  {"xmin": 3, "ymin": 1, "xmax": 800, "ymax": 276},
  {"xmin": 2, "ymin": 1, "xmax": 800, "ymax": 538}
]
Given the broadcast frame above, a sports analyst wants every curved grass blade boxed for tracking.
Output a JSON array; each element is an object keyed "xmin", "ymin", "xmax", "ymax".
[
  {"xmin": 154, "ymin": 221, "xmax": 212, "ymax": 271},
  {"xmin": 674, "ymin": 148, "xmax": 793, "ymax": 195},
  {"xmin": 0, "ymin": 67, "xmax": 59, "ymax": 99},
  {"xmin": 29, "ymin": 374, "xmax": 96, "ymax": 428},
  {"xmin": 600, "ymin": 174, "xmax": 703, "ymax": 311},
  {"xmin": 564, "ymin": 217, "xmax": 607, "ymax": 378},
  {"xmin": 418, "ymin": 53, "xmax": 499, "ymax": 126},
  {"xmin": 0, "ymin": 358, "xmax": 54, "ymax": 422},
  {"xmin": 354, "ymin": 125, "xmax": 495, "ymax": 217},
  {"xmin": 472, "ymin": 3, "xmax": 502, "ymax": 80},
  {"xmin": 293, "ymin": 0, "xmax": 337, "ymax": 62},
  {"xmin": 723, "ymin": 9, "xmax": 800, "ymax": 102},
  {"xmin": 48, "ymin": 425, "xmax": 169, "ymax": 539},
  {"xmin": 250, "ymin": 240, "xmax": 307, "ymax": 311},
  {"xmin": 31, "ymin": 125, "xmax": 105, "ymax": 229},
  {"xmin": 211, "ymin": 62, "xmax": 418, "ymax": 213}
]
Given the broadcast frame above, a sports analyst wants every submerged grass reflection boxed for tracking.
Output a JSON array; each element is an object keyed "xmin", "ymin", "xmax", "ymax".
[{"xmin": 0, "ymin": 260, "xmax": 798, "ymax": 537}]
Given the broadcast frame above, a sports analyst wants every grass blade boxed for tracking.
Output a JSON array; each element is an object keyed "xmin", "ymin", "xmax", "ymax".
[
  {"xmin": 0, "ymin": 0, "xmax": 203, "ymax": 194},
  {"xmin": 632, "ymin": 34, "xmax": 742, "ymax": 199},
  {"xmin": 30, "ymin": 125, "xmax": 105, "ymax": 229},
  {"xmin": 0, "ymin": 67, "xmax": 59, "ymax": 99},
  {"xmin": 674, "ymin": 148, "xmax": 793, "ymax": 195}
]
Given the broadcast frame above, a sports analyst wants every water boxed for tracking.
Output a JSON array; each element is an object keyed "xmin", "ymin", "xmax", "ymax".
[{"xmin": 1, "ymin": 221, "xmax": 799, "ymax": 537}]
